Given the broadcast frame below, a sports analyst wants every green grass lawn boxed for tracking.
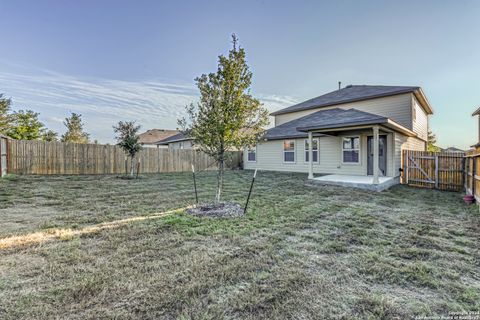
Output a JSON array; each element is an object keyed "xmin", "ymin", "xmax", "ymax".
[{"xmin": 0, "ymin": 171, "xmax": 479, "ymax": 319}]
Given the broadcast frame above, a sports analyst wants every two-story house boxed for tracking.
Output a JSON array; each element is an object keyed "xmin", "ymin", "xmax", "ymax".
[{"xmin": 244, "ymin": 85, "xmax": 433, "ymax": 190}]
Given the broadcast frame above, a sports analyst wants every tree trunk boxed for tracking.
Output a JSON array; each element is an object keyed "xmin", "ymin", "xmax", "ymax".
[
  {"xmin": 215, "ymin": 156, "xmax": 224, "ymax": 203},
  {"xmin": 130, "ymin": 156, "xmax": 135, "ymax": 176}
]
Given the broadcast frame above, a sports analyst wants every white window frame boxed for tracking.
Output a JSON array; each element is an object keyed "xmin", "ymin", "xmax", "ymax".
[
  {"xmin": 247, "ymin": 146, "xmax": 256, "ymax": 162},
  {"xmin": 283, "ymin": 139, "xmax": 296, "ymax": 163},
  {"xmin": 304, "ymin": 138, "xmax": 319, "ymax": 163},
  {"xmin": 341, "ymin": 136, "xmax": 360, "ymax": 164}
]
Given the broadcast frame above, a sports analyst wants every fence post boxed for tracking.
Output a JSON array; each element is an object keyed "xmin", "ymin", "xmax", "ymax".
[
  {"xmin": 244, "ymin": 169, "xmax": 257, "ymax": 214},
  {"xmin": 434, "ymin": 155, "xmax": 439, "ymax": 189},
  {"xmin": 405, "ymin": 150, "xmax": 409, "ymax": 185},
  {"xmin": 192, "ymin": 164, "xmax": 198, "ymax": 204},
  {"xmin": 136, "ymin": 158, "xmax": 141, "ymax": 179},
  {"xmin": 472, "ymin": 157, "xmax": 477, "ymax": 196}
]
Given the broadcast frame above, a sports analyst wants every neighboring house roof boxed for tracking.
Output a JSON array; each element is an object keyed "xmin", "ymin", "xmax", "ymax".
[
  {"xmin": 271, "ymin": 85, "xmax": 433, "ymax": 116},
  {"xmin": 263, "ymin": 108, "xmax": 414, "ymax": 140},
  {"xmin": 156, "ymin": 132, "xmax": 192, "ymax": 145},
  {"xmin": 442, "ymin": 147, "xmax": 465, "ymax": 153},
  {"xmin": 138, "ymin": 129, "xmax": 179, "ymax": 145},
  {"xmin": 0, "ymin": 134, "xmax": 9, "ymax": 139},
  {"xmin": 156, "ymin": 128, "xmax": 257, "ymax": 145}
]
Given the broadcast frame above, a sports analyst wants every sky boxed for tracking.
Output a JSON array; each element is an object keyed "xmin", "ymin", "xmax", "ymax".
[{"xmin": 0, "ymin": 0, "xmax": 479, "ymax": 148}]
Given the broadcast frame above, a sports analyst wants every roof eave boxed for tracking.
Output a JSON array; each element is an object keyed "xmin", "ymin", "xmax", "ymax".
[
  {"xmin": 472, "ymin": 106, "xmax": 480, "ymax": 116},
  {"xmin": 413, "ymin": 88, "xmax": 434, "ymax": 115},
  {"xmin": 384, "ymin": 119, "xmax": 416, "ymax": 137},
  {"xmin": 155, "ymin": 137, "xmax": 192, "ymax": 145},
  {"xmin": 296, "ymin": 118, "xmax": 389, "ymax": 132},
  {"xmin": 263, "ymin": 133, "xmax": 326, "ymax": 141}
]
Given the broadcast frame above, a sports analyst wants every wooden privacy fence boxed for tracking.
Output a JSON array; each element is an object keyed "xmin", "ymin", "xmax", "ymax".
[
  {"xmin": 464, "ymin": 149, "xmax": 480, "ymax": 201},
  {"xmin": 402, "ymin": 150, "xmax": 465, "ymax": 191},
  {"xmin": 6, "ymin": 139, "xmax": 242, "ymax": 175},
  {"xmin": 0, "ymin": 135, "xmax": 8, "ymax": 177}
]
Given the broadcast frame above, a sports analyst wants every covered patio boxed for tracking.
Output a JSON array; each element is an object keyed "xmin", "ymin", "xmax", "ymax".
[{"xmin": 296, "ymin": 108, "xmax": 416, "ymax": 191}]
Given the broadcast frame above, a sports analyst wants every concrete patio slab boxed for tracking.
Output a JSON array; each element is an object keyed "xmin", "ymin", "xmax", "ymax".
[{"xmin": 307, "ymin": 174, "xmax": 399, "ymax": 191}]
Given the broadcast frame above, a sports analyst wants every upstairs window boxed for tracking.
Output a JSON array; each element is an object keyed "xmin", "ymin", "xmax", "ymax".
[
  {"xmin": 247, "ymin": 146, "xmax": 256, "ymax": 162},
  {"xmin": 283, "ymin": 140, "xmax": 295, "ymax": 163},
  {"xmin": 305, "ymin": 139, "xmax": 319, "ymax": 162},
  {"xmin": 342, "ymin": 137, "xmax": 360, "ymax": 163}
]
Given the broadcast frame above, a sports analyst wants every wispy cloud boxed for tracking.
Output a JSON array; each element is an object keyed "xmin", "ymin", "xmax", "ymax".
[{"xmin": 0, "ymin": 63, "xmax": 296, "ymax": 142}]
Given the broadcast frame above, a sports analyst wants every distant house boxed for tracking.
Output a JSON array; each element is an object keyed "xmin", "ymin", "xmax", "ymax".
[
  {"xmin": 156, "ymin": 132, "xmax": 194, "ymax": 150},
  {"xmin": 138, "ymin": 129, "xmax": 179, "ymax": 148},
  {"xmin": 155, "ymin": 131, "xmax": 246, "ymax": 151},
  {"xmin": 471, "ymin": 107, "xmax": 480, "ymax": 151},
  {"xmin": 244, "ymin": 85, "xmax": 433, "ymax": 189},
  {"xmin": 442, "ymin": 147, "xmax": 465, "ymax": 153}
]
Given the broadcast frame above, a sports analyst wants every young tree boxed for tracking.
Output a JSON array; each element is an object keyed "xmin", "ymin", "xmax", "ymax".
[
  {"xmin": 179, "ymin": 34, "xmax": 269, "ymax": 202},
  {"xmin": 113, "ymin": 121, "xmax": 142, "ymax": 176},
  {"xmin": 0, "ymin": 94, "xmax": 12, "ymax": 135},
  {"xmin": 427, "ymin": 130, "xmax": 441, "ymax": 152},
  {"xmin": 42, "ymin": 129, "xmax": 59, "ymax": 142},
  {"xmin": 7, "ymin": 110, "xmax": 46, "ymax": 140},
  {"xmin": 61, "ymin": 112, "xmax": 89, "ymax": 143}
]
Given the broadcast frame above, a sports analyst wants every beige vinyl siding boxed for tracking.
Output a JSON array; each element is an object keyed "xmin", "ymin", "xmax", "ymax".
[
  {"xmin": 244, "ymin": 130, "xmax": 395, "ymax": 177},
  {"xmin": 394, "ymin": 133, "xmax": 427, "ymax": 176},
  {"xmin": 412, "ymin": 96, "xmax": 428, "ymax": 141},
  {"xmin": 275, "ymin": 93, "xmax": 413, "ymax": 129},
  {"xmin": 168, "ymin": 140, "xmax": 193, "ymax": 150},
  {"xmin": 142, "ymin": 143, "xmax": 165, "ymax": 148}
]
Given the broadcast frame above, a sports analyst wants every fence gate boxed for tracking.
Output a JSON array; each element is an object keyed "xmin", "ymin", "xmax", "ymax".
[
  {"xmin": 0, "ymin": 136, "xmax": 7, "ymax": 177},
  {"xmin": 402, "ymin": 150, "xmax": 465, "ymax": 191}
]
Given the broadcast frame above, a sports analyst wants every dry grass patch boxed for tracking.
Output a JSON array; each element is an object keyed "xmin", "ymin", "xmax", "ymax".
[{"xmin": 0, "ymin": 171, "xmax": 479, "ymax": 319}]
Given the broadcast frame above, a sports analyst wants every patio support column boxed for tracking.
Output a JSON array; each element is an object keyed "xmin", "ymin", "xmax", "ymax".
[
  {"xmin": 308, "ymin": 131, "xmax": 314, "ymax": 179},
  {"xmin": 373, "ymin": 125, "xmax": 379, "ymax": 184}
]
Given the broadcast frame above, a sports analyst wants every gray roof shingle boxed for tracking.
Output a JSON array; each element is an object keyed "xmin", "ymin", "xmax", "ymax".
[
  {"xmin": 138, "ymin": 129, "xmax": 179, "ymax": 144},
  {"xmin": 271, "ymin": 85, "xmax": 419, "ymax": 116},
  {"xmin": 263, "ymin": 108, "xmax": 388, "ymax": 140},
  {"xmin": 156, "ymin": 132, "xmax": 191, "ymax": 145}
]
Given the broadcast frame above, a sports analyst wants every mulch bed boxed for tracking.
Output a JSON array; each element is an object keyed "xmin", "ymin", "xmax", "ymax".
[{"xmin": 187, "ymin": 202, "xmax": 245, "ymax": 218}]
